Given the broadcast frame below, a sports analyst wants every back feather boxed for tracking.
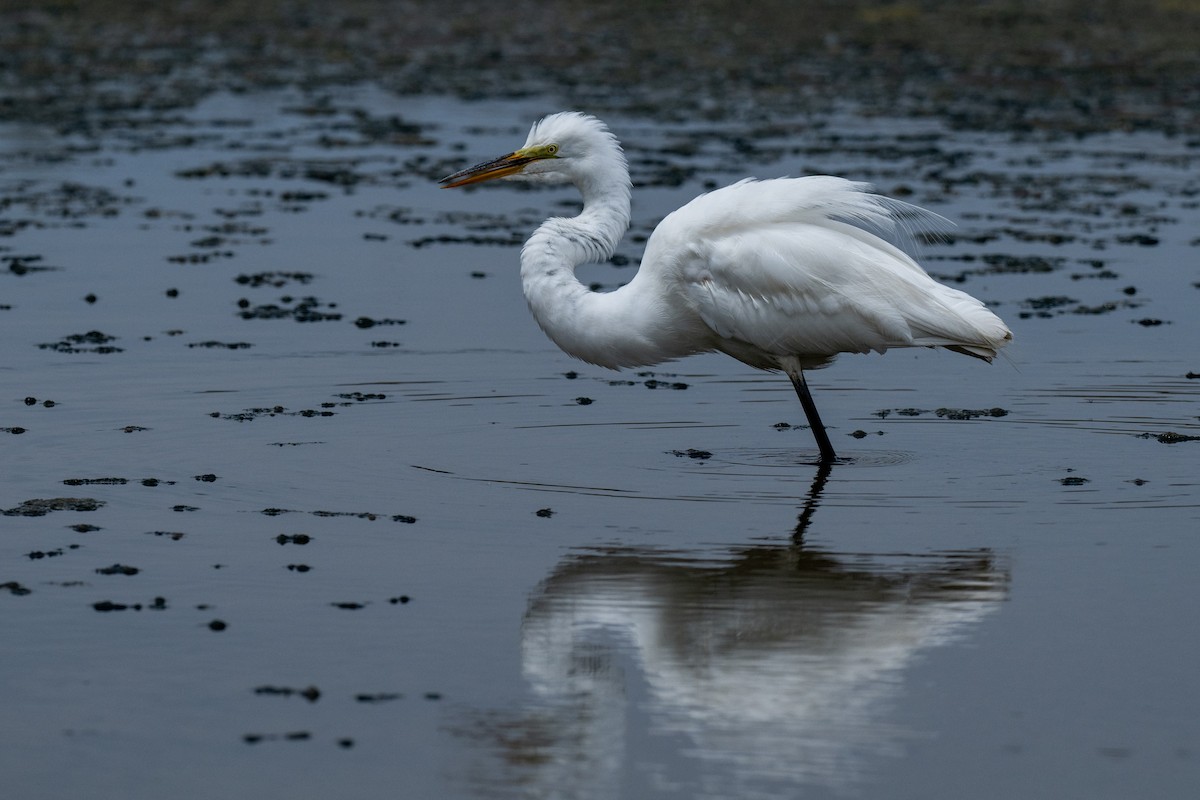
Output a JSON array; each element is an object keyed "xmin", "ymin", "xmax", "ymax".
[{"xmin": 639, "ymin": 176, "xmax": 1011, "ymax": 367}]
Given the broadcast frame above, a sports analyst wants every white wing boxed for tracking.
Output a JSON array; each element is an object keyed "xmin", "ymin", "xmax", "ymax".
[{"xmin": 640, "ymin": 177, "xmax": 1011, "ymax": 368}]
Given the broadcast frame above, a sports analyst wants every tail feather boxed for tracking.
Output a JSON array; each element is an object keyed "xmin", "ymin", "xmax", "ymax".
[{"xmin": 944, "ymin": 344, "xmax": 997, "ymax": 362}]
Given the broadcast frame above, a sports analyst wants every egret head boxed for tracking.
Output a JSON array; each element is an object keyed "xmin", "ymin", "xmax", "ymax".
[{"xmin": 439, "ymin": 112, "xmax": 624, "ymax": 189}]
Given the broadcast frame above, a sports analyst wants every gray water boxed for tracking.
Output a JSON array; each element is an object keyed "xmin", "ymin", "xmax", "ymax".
[{"xmin": 2, "ymin": 87, "xmax": 1198, "ymax": 798}]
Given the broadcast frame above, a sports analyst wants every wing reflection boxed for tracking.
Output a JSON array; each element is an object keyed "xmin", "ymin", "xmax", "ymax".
[{"xmin": 469, "ymin": 468, "xmax": 1009, "ymax": 797}]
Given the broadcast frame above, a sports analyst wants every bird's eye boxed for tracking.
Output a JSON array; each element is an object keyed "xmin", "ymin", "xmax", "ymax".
[{"xmin": 546, "ymin": 144, "xmax": 558, "ymax": 155}]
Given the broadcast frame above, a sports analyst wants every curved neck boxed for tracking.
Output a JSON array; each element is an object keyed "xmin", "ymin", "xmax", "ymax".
[
  {"xmin": 517, "ymin": 148, "xmax": 708, "ymax": 369},
  {"xmin": 519, "ymin": 168, "xmax": 645, "ymax": 367},
  {"xmin": 522, "ymin": 168, "xmax": 631, "ymax": 270}
]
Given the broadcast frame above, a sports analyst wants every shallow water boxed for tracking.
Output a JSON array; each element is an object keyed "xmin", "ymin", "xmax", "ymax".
[{"xmin": 3, "ymin": 87, "xmax": 1198, "ymax": 799}]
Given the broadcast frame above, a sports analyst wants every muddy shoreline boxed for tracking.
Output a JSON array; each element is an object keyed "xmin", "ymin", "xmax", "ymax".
[{"xmin": 3, "ymin": 1, "xmax": 1198, "ymax": 135}]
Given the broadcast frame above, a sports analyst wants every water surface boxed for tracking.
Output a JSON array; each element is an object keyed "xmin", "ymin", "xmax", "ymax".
[{"xmin": 2, "ymin": 88, "xmax": 1198, "ymax": 799}]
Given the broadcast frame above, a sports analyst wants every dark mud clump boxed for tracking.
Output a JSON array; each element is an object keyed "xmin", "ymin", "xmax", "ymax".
[
  {"xmin": 259, "ymin": 507, "xmax": 416, "ymax": 524},
  {"xmin": 1141, "ymin": 431, "xmax": 1200, "ymax": 444},
  {"xmin": 93, "ymin": 597, "xmax": 168, "ymax": 612},
  {"xmin": 409, "ymin": 232, "xmax": 525, "ymax": 249},
  {"xmin": 242, "ymin": 731, "xmax": 311, "ymax": 745},
  {"xmin": 935, "ymin": 408, "xmax": 1010, "ymax": 421},
  {"xmin": 1018, "ymin": 295, "xmax": 1142, "ymax": 320},
  {"xmin": 873, "ymin": 408, "xmax": 1009, "ymax": 420},
  {"xmin": 1021, "ymin": 295, "xmax": 1078, "ymax": 313},
  {"xmin": 63, "ymin": 477, "xmax": 176, "ymax": 487},
  {"xmin": 254, "ymin": 685, "xmax": 321, "ymax": 702},
  {"xmin": 212, "ymin": 406, "xmax": 335, "ymax": 422},
  {"xmin": 92, "ymin": 601, "xmax": 129, "ymax": 612},
  {"xmin": 352, "ymin": 317, "xmax": 406, "ymax": 329},
  {"xmin": 38, "ymin": 331, "xmax": 122, "ymax": 354},
  {"xmin": 27, "ymin": 547, "xmax": 74, "ymax": 560},
  {"xmin": 3, "ymin": 497, "xmax": 105, "ymax": 516},
  {"xmin": 236, "ymin": 296, "xmax": 342, "ymax": 323},
  {"xmin": 2, "ymin": 255, "xmax": 57, "ymax": 276},
  {"xmin": 235, "ymin": 272, "xmax": 314, "ymax": 289},
  {"xmin": 355, "ymin": 692, "xmax": 402, "ymax": 703},
  {"xmin": 95, "ymin": 563, "xmax": 140, "ymax": 576}
]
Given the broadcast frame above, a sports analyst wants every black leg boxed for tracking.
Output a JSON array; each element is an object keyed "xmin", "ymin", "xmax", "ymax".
[{"xmin": 788, "ymin": 369, "xmax": 838, "ymax": 464}]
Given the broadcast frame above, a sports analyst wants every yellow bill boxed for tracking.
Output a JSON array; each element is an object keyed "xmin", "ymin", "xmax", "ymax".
[{"xmin": 439, "ymin": 144, "xmax": 559, "ymax": 188}]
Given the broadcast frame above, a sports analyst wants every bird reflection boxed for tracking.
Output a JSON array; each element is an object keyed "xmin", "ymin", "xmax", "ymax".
[{"xmin": 463, "ymin": 468, "xmax": 1008, "ymax": 798}]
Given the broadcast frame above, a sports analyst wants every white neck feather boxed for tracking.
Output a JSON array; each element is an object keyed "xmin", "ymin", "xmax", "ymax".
[{"xmin": 519, "ymin": 158, "xmax": 697, "ymax": 369}]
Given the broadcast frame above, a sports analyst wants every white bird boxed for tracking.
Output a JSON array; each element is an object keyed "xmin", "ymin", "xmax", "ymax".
[{"xmin": 440, "ymin": 112, "xmax": 1011, "ymax": 463}]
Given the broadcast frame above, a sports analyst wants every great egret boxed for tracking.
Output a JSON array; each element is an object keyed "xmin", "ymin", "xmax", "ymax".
[{"xmin": 440, "ymin": 112, "xmax": 1011, "ymax": 463}]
